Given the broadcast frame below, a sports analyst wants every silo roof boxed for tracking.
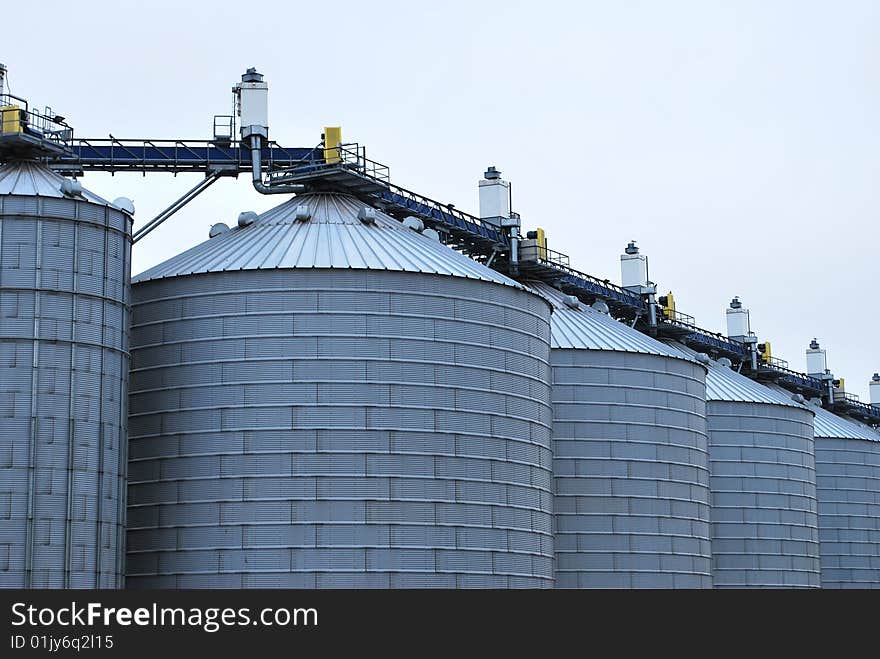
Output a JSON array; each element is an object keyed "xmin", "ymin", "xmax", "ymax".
[
  {"xmin": 0, "ymin": 159, "xmax": 115, "ymax": 207},
  {"xmin": 763, "ymin": 384, "xmax": 879, "ymax": 441},
  {"xmin": 663, "ymin": 340, "xmax": 810, "ymax": 409},
  {"xmin": 814, "ymin": 408, "xmax": 879, "ymax": 441},
  {"xmin": 528, "ymin": 281, "xmax": 699, "ymax": 361},
  {"xmin": 133, "ymin": 192, "xmax": 525, "ymax": 289}
]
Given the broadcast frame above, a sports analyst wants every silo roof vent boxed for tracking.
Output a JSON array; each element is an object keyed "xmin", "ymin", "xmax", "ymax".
[
  {"xmin": 810, "ymin": 338, "xmax": 820, "ymax": 350},
  {"xmin": 292, "ymin": 205, "xmax": 311, "ymax": 222},
  {"xmin": 241, "ymin": 67, "xmax": 263, "ymax": 82},
  {"xmin": 484, "ymin": 166, "xmax": 501, "ymax": 180},
  {"xmin": 358, "ymin": 207, "xmax": 377, "ymax": 224},
  {"xmin": 209, "ymin": 222, "xmax": 230, "ymax": 238},
  {"xmin": 113, "ymin": 197, "xmax": 136, "ymax": 215},
  {"xmin": 403, "ymin": 216, "xmax": 424, "ymax": 231},
  {"xmin": 624, "ymin": 241, "xmax": 639, "ymax": 255},
  {"xmin": 873, "ymin": 373, "xmax": 880, "ymax": 383},
  {"xmin": 729, "ymin": 297, "xmax": 742, "ymax": 309},
  {"xmin": 60, "ymin": 178, "xmax": 83, "ymax": 198},
  {"xmin": 563, "ymin": 295, "xmax": 580, "ymax": 309},
  {"xmin": 238, "ymin": 211, "xmax": 258, "ymax": 227}
]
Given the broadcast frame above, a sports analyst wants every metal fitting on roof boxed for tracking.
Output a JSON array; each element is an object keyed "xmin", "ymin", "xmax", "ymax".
[
  {"xmin": 209, "ymin": 222, "xmax": 230, "ymax": 238},
  {"xmin": 358, "ymin": 207, "xmax": 377, "ymax": 224},
  {"xmin": 238, "ymin": 211, "xmax": 258, "ymax": 227}
]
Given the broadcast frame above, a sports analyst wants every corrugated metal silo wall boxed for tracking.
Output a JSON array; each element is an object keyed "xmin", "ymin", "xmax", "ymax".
[
  {"xmin": 552, "ymin": 350, "xmax": 713, "ymax": 588},
  {"xmin": 0, "ymin": 194, "xmax": 130, "ymax": 588},
  {"xmin": 707, "ymin": 401, "xmax": 819, "ymax": 588},
  {"xmin": 815, "ymin": 437, "xmax": 880, "ymax": 588},
  {"xmin": 126, "ymin": 269, "xmax": 554, "ymax": 588}
]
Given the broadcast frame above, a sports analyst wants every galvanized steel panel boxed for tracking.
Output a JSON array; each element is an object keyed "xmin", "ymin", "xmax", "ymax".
[
  {"xmin": 707, "ymin": 400, "xmax": 820, "ymax": 588},
  {"xmin": 550, "ymin": 347, "xmax": 713, "ymax": 589},
  {"xmin": 659, "ymin": 345, "xmax": 820, "ymax": 587},
  {"xmin": 0, "ymin": 166, "xmax": 131, "ymax": 589},
  {"xmin": 127, "ymin": 262, "xmax": 553, "ymax": 589},
  {"xmin": 807, "ymin": 409, "xmax": 880, "ymax": 587}
]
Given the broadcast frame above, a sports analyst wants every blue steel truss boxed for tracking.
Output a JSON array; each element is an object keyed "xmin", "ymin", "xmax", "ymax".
[
  {"xmin": 834, "ymin": 395, "xmax": 880, "ymax": 426},
  {"xmin": 757, "ymin": 363, "xmax": 825, "ymax": 397},
  {"xmin": 373, "ymin": 186, "xmax": 507, "ymax": 251},
  {"xmin": 48, "ymin": 138, "xmax": 321, "ymax": 174},
  {"xmin": 681, "ymin": 330, "xmax": 749, "ymax": 361}
]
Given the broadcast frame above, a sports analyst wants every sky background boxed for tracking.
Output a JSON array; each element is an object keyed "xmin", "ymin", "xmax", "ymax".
[{"xmin": 4, "ymin": 0, "xmax": 877, "ymax": 398}]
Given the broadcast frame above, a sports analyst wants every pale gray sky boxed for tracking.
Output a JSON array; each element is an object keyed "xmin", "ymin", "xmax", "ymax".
[{"xmin": 5, "ymin": 0, "xmax": 878, "ymax": 398}]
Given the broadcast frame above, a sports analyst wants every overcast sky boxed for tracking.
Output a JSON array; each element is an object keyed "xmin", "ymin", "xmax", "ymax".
[{"xmin": 5, "ymin": 0, "xmax": 877, "ymax": 398}]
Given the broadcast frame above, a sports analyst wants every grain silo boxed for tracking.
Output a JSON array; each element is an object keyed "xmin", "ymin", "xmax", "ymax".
[
  {"xmin": 801, "ymin": 398, "xmax": 880, "ymax": 588},
  {"xmin": 663, "ymin": 342, "xmax": 820, "ymax": 588},
  {"xmin": 126, "ymin": 192, "xmax": 554, "ymax": 588},
  {"xmin": 0, "ymin": 160, "xmax": 132, "ymax": 588},
  {"xmin": 528, "ymin": 282, "xmax": 712, "ymax": 589}
]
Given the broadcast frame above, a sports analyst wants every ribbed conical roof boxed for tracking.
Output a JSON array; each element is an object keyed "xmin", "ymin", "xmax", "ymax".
[
  {"xmin": 133, "ymin": 192, "xmax": 525, "ymax": 288},
  {"xmin": 528, "ymin": 281, "xmax": 699, "ymax": 361},
  {"xmin": 811, "ymin": 406, "xmax": 879, "ymax": 441},
  {"xmin": 0, "ymin": 160, "xmax": 114, "ymax": 206},
  {"xmin": 763, "ymin": 383, "xmax": 879, "ymax": 441},
  {"xmin": 663, "ymin": 340, "xmax": 810, "ymax": 409}
]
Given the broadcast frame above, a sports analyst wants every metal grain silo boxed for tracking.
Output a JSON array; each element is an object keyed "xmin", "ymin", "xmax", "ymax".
[
  {"xmin": 804, "ymin": 401, "xmax": 880, "ymax": 588},
  {"xmin": 126, "ymin": 193, "xmax": 554, "ymax": 588},
  {"xmin": 528, "ymin": 283, "xmax": 712, "ymax": 588},
  {"xmin": 0, "ymin": 160, "xmax": 131, "ymax": 588},
  {"xmin": 664, "ymin": 342, "xmax": 820, "ymax": 588}
]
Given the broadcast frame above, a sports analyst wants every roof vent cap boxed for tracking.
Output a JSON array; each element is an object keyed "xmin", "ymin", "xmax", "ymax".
[
  {"xmin": 60, "ymin": 179, "xmax": 82, "ymax": 198},
  {"xmin": 112, "ymin": 197, "xmax": 135, "ymax": 215},
  {"xmin": 696, "ymin": 352, "xmax": 712, "ymax": 365},
  {"xmin": 591, "ymin": 299, "xmax": 610, "ymax": 314},
  {"xmin": 241, "ymin": 67, "xmax": 263, "ymax": 82},
  {"xmin": 810, "ymin": 338, "xmax": 820, "ymax": 350},
  {"xmin": 292, "ymin": 205, "xmax": 311, "ymax": 222},
  {"xmin": 209, "ymin": 222, "xmax": 230, "ymax": 238},
  {"xmin": 403, "ymin": 216, "xmax": 424, "ymax": 232},
  {"xmin": 717, "ymin": 357, "xmax": 733, "ymax": 368},
  {"xmin": 484, "ymin": 166, "xmax": 501, "ymax": 180},
  {"xmin": 873, "ymin": 373, "xmax": 880, "ymax": 383},
  {"xmin": 730, "ymin": 297, "xmax": 742, "ymax": 309},
  {"xmin": 358, "ymin": 207, "xmax": 377, "ymax": 224},
  {"xmin": 238, "ymin": 211, "xmax": 258, "ymax": 227},
  {"xmin": 624, "ymin": 241, "xmax": 639, "ymax": 255},
  {"xmin": 791, "ymin": 393, "xmax": 807, "ymax": 405},
  {"xmin": 563, "ymin": 295, "xmax": 580, "ymax": 309},
  {"xmin": 422, "ymin": 228, "xmax": 440, "ymax": 241}
]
